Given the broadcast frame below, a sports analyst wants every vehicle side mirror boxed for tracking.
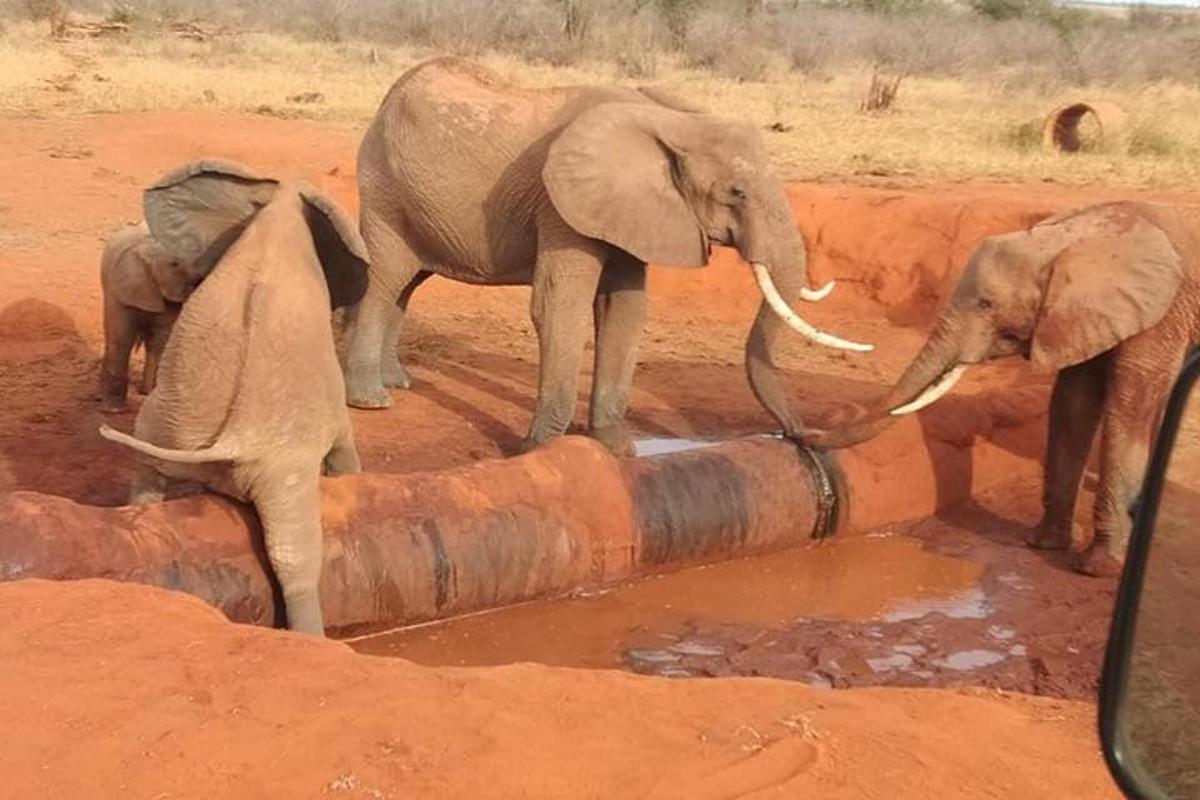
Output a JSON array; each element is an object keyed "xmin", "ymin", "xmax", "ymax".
[{"xmin": 1100, "ymin": 347, "xmax": 1200, "ymax": 799}]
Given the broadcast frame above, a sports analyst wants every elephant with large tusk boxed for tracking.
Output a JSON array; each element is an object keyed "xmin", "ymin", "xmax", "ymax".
[
  {"xmin": 806, "ymin": 201, "xmax": 1200, "ymax": 577},
  {"xmin": 341, "ymin": 57, "xmax": 870, "ymax": 456}
]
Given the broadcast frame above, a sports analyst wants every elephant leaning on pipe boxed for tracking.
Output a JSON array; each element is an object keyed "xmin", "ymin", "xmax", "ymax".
[
  {"xmin": 98, "ymin": 221, "xmax": 210, "ymax": 412},
  {"xmin": 342, "ymin": 56, "xmax": 871, "ymax": 456},
  {"xmin": 98, "ymin": 158, "xmax": 370, "ymax": 636},
  {"xmin": 805, "ymin": 201, "xmax": 1200, "ymax": 577}
]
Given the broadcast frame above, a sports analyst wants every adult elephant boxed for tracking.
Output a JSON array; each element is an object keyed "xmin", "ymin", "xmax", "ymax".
[
  {"xmin": 343, "ymin": 57, "xmax": 870, "ymax": 456},
  {"xmin": 805, "ymin": 201, "xmax": 1200, "ymax": 577}
]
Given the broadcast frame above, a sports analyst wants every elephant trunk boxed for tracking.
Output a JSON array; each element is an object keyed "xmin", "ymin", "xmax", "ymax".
[
  {"xmin": 745, "ymin": 275, "xmax": 799, "ymax": 437},
  {"xmin": 741, "ymin": 195, "xmax": 872, "ymax": 437},
  {"xmin": 745, "ymin": 256, "xmax": 862, "ymax": 436},
  {"xmin": 815, "ymin": 316, "xmax": 966, "ymax": 449}
]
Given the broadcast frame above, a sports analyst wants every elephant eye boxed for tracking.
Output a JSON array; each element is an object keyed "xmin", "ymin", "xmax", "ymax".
[
  {"xmin": 977, "ymin": 297, "xmax": 994, "ymax": 310},
  {"xmin": 730, "ymin": 186, "xmax": 747, "ymax": 201}
]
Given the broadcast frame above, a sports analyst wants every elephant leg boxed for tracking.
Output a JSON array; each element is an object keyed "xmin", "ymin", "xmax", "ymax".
[
  {"xmin": 251, "ymin": 463, "xmax": 326, "ymax": 636},
  {"xmin": 1078, "ymin": 349, "xmax": 1180, "ymax": 577},
  {"xmin": 139, "ymin": 308, "xmax": 178, "ymax": 395},
  {"xmin": 520, "ymin": 225, "xmax": 605, "ymax": 453},
  {"xmin": 128, "ymin": 463, "xmax": 167, "ymax": 505},
  {"xmin": 382, "ymin": 270, "xmax": 433, "ymax": 390},
  {"xmin": 99, "ymin": 299, "xmax": 141, "ymax": 413},
  {"xmin": 343, "ymin": 213, "xmax": 423, "ymax": 409},
  {"xmin": 323, "ymin": 425, "xmax": 361, "ymax": 476},
  {"xmin": 1027, "ymin": 353, "xmax": 1109, "ymax": 550},
  {"xmin": 589, "ymin": 253, "xmax": 647, "ymax": 458}
]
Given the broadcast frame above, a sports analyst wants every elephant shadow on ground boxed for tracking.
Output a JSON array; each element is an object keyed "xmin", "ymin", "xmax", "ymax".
[
  {"xmin": 404, "ymin": 337, "xmax": 889, "ymax": 453},
  {"xmin": 0, "ymin": 298, "xmax": 135, "ymax": 505}
]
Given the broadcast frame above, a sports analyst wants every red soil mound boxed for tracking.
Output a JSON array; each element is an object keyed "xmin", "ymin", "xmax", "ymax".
[{"xmin": 0, "ymin": 579, "xmax": 1119, "ymax": 799}]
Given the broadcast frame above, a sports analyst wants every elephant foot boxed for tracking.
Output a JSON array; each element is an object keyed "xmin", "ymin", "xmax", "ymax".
[
  {"xmin": 345, "ymin": 384, "xmax": 393, "ymax": 410},
  {"xmin": 1074, "ymin": 544, "xmax": 1124, "ymax": 578},
  {"xmin": 516, "ymin": 435, "xmax": 545, "ymax": 455},
  {"xmin": 1025, "ymin": 522, "xmax": 1073, "ymax": 551},
  {"xmin": 128, "ymin": 482, "xmax": 166, "ymax": 505},
  {"xmin": 590, "ymin": 424, "xmax": 636, "ymax": 459},
  {"xmin": 98, "ymin": 396, "xmax": 130, "ymax": 414},
  {"xmin": 382, "ymin": 362, "xmax": 414, "ymax": 390}
]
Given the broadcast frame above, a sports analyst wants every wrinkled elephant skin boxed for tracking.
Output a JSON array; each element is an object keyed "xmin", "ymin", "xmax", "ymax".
[
  {"xmin": 811, "ymin": 201, "xmax": 1200, "ymax": 575},
  {"xmin": 97, "ymin": 158, "xmax": 370, "ymax": 636},
  {"xmin": 342, "ymin": 57, "xmax": 868, "ymax": 454}
]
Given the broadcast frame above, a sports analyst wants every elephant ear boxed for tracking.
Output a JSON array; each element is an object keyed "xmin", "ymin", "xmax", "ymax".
[
  {"xmin": 543, "ymin": 103, "xmax": 709, "ymax": 268},
  {"xmin": 1031, "ymin": 215, "xmax": 1182, "ymax": 371},
  {"xmin": 143, "ymin": 159, "xmax": 280, "ymax": 272},
  {"xmin": 635, "ymin": 85, "xmax": 707, "ymax": 114},
  {"xmin": 298, "ymin": 186, "xmax": 370, "ymax": 309}
]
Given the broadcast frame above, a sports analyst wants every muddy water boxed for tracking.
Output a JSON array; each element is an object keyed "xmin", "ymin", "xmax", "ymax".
[
  {"xmin": 633, "ymin": 437, "xmax": 720, "ymax": 457},
  {"xmin": 349, "ymin": 534, "xmax": 983, "ymax": 669}
]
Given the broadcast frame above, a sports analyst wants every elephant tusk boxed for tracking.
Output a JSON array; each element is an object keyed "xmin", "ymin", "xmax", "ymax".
[
  {"xmin": 751, "ymin": 263, "xmax": 873, "ymax": 353},
  {"xmin": 800, "ymin": 280, "xmax": 834, "ymax": 302},
  {"xmin": 889, "ymin": 365, "xmax": 968, "ymax": 416}
]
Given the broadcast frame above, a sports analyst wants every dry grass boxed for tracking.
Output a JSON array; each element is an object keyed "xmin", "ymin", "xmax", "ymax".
[{"xmin": 1, "ymin": 14, "xmax": 1198, "ymax": 188}]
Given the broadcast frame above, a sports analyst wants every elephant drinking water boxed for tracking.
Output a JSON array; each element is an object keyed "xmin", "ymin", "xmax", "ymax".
[
  {"xmin": 807, "ymin": 201, "xmax": 1200, "ymax": 577},
  {"xmin": 342, "ymin": 57, "xmax": 870, "ymax": 456}
]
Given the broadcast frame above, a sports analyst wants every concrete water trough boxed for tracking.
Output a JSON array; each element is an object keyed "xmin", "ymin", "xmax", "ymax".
[{"xmin": 0, "ymin": 384, "xmax": 1047, "ymax": 637}]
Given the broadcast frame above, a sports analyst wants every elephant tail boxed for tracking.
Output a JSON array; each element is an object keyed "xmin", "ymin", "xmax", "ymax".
[{"xmin": 98, "ymin": 424, "xmax": 237, "ymax": 464}]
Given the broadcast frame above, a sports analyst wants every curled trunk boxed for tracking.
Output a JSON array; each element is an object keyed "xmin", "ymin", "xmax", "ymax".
[
  {"xmin": 744, "ymin": 260, "xmax": 807, "ymax": 436},
  {"xmin": 741, "ymin": 211, "xmax": 871, "ymax": 437},
  {"xmin": 815, "ymin": 317, "xmax": 962, "ymax": 449}
]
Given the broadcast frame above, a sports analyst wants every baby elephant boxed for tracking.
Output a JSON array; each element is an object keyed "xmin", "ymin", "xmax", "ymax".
[
  {"xmin": 99, "ymin": 159, "xmax": 369, "ymax": 636},
  {"xmin": 99, "ymin": 221, "xmax": 205, "ymax": 412},
  {"xmin": 807, "ymin": 201, "xmax": 1200, "ymax": 577}
]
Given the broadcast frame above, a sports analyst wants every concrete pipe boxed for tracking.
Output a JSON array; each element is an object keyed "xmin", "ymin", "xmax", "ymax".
[
  {"xmin": 0, "ymin": 385, "xmax": 1048, "ymax": 636},
  {"xmin": 1042, "ymin": 102, "xmax": 1126, "ymax": 153}
]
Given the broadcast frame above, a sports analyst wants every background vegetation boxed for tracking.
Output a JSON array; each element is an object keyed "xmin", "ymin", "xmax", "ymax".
[{"xmin": 2, "ymin": 0, "xmax": 1198, "ymax": 186}]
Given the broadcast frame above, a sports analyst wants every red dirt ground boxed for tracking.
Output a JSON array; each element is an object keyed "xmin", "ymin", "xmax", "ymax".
[
  {"xmin": 2, "ymin": 110, "xmax": 1196, "ymax": 796},
  {"xmin": 0, "ymin": 579, "xmax": 1121, "ymax": 799}
]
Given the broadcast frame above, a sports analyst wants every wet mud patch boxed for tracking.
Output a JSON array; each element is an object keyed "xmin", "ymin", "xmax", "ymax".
[
  {"xmin": 623, "ymin": 477, "xmax": 1116, "ymax": 700},
  {"xmin": 354, "ymin": 476, "xmax": 1118, "ymax": 701}
]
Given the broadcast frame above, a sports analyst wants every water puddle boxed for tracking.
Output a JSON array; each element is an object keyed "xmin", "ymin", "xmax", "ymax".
[
  {"xmin": 934, "ymin": 649, "xmax": 1008, "ymax": 671},
  {"xmin": 632, "ymin": 432, "xmax": 786, "ymax": 458},
  {"xmin": 633, "ymin": 437, "xmax": 720, "ymax": 457},
  {"xmin": 881, "ymin": 586, "xmax": 992, "ymax": 623},
  {"xmin": 349, "ymin": 536, "xmax": 984, "ymax": 670}
]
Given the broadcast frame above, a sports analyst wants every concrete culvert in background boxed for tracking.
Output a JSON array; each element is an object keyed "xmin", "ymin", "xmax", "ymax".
[{"xmin": 1042, "ymin": 102, "xmax": 1125, "ymax": 153}]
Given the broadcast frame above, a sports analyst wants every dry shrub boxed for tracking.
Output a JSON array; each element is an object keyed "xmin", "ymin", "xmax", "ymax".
[
  {"xmin": 1126, "ymin": 122, "xmax": 1178, "ymax": 157},
  {"xmin": 22, "ymin": 0, "xmax": 64, "ymax": 20},
  {"xmin": 1000, "ymin": 118, "xmax": 1044, "ymax": 152},
  {"xmin": 7, "ymin": 0, "xmax": 1199, "ymax": 90},
  {"xmin": 610, "ymin": 12, "xmax": 661, "ymax": 78},
  {"xmin": 860, "ymin": 65, "xmax": 905, "ymax": 111},
  {"xmin": 681, "ymin": 11, "xmax": 775, "ymax": 82}
]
